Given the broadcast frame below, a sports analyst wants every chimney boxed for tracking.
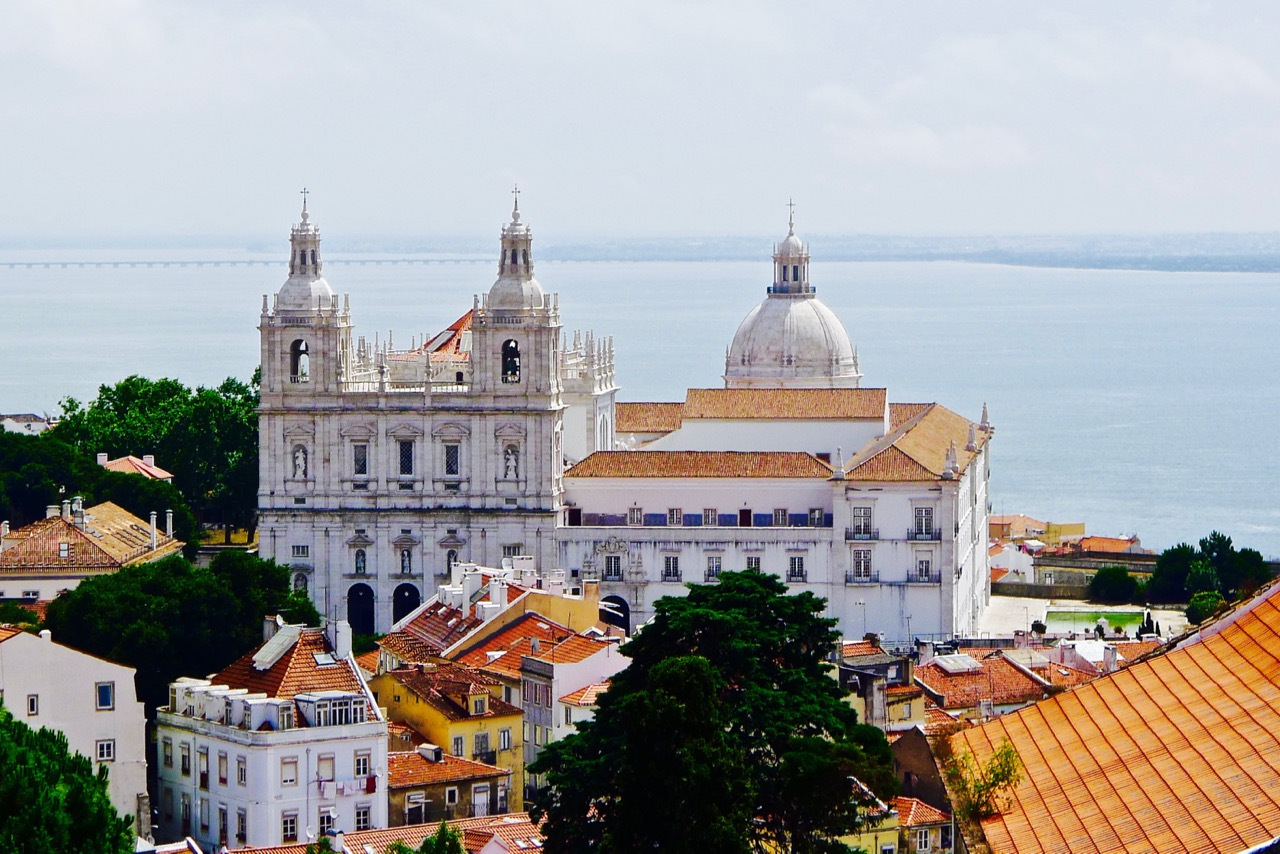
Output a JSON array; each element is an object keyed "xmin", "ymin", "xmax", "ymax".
[
  {"xmin": 39, "ymin": 629, "xmax": 52, "ymax": 642},
  {"xmin": 461, "ymin": 570, "xmax": 482, "ymax": 606},
  {"xmin": 165, "ymin": 509, "xmax": 174, "ymax": 538},
  {"xmin": 46, "ymin": 505, "xmax": 58, "ymax": 519},
  {"xmin": 143, "ymin": 454, "xmax": 155, "ymax": 468},
  {"xmin": 149, "ymin": 511, "xmax": 158, "ymax": 550},
  {"xmin": 329, "ymin": 619, "xmax": 352, "ymax": 659},
  {"xmin": 71, "ymin": 496, "xmax": 82, "ymax": 513},
  {"xmin": 263, "ymin": 615, "xmax": 281, "ymax": 642},
  {"xmin": 73, "ymin": 506, "xmax": 85, "ymax": 531},
  {"xmin": 1, "ymin": 521, "xmax": 8, "ymax": 538},
  {"xmin": 61, "ymin": 500, "xmax": 71, "ymax": 521},
  {"xmin": 96, "ymin": 452, "xmax": 108, "ymax": 466},
  {"xmin": 333, "ymin": 831, "xmax": 345, "ymax": 854},
  {"xmin": 1103, "ymin": 645, "xmax": 1118, "ymax": 674}
]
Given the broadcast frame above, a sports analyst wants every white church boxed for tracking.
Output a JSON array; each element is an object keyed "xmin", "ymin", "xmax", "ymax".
[{"xmin": 257, "ymin": 197, "xmax": 991, "ymax": 644}]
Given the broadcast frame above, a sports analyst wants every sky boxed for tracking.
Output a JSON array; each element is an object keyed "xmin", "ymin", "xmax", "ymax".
[{"xmin": 4, "ymin": 1, "xmax": 1280, "ymax": 240}]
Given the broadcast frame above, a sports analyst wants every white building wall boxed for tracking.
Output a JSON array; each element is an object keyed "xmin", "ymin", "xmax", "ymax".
[
  {"xmin": 0, "ymin": 631, "xmax": 148, "ymax": 833},
  {"xmin": 547, "ymin": 646, "xmax": 627, "ymax": 744}
]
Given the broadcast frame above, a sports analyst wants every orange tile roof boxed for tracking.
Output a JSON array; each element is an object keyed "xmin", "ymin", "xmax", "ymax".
[
  {"xmin": 354, "ymin": 648, "xmax": 380, "ymax": 675},
  {"xmin": 560, "ymin": 681, "xmax": 609, "ymax": 707},
  {"xmin": 886, "ymin": 684, "xmax": 924, "ymax": 699},
  {"xmin": 990, "ymin": 568, "xmax": 1010, "ymax": 583},
  {"xmin": 615, "ymin": 402, "xmax": 684, "ymax": 433},
  {"xmin": 387, "ymin": 664, "xmax": 522, "ymax": 723},
  {"xmin": 1114, "ymin": 640, "xmax": 1161, "ymax": 665},
  {"xmin": 0, "ymin": 626, "xmax": 21, "ymax": 643},
  {"xmin": 842, "ymin": 640, "xmax": 882, "ymax": 658},
  {"xmin": 234, "ymin": 812, "xmax": 540, "ymax": 854},
  {"xmin": 682, "ymin": 387, "xmax": 887, "ymax": 420},
  {"xmin": 923, "ymin": 700, "xmax": 962, "ymax": 735},
  {"xmin": 846, "ymin": 403, "xmax": 990, "ymax": 483},
  {"xmin": 565, "ymin": 450, "xmax": 833, "ymax": 479},
  {"xmin": 889, "ymin": 402, "xmax": 932, "ymax": 430},
  {"xmin": 386, "ymin": 751, "xmax": 508, "ymax": 789},
  {"xmin": 380, "ymin": 630, "xmax": 443, "ymax": 664},
  {"xmin": 400, "ymin": 600, "xmax": 485, "ymax": 651},
  {"xmin": 953, "ymin": 580, "xmax": 1280, "ymax": 853},
  {"xmin": 528, "ymin": 633, "xmax": 613, "ymax": 665},
  {"xmin": 895, "ymin": 796, "xmax": 951, "ymax": 827},
  {"xmin": 102, "ymin": 454, "xmax": 173, "ymax": 480},
  {"xmin": 915, "ymin": 653, "xmax": 1048, "ymax": 710},
  {"xmin": 212, "ymin": 627, "xmax": 367, "ymax": 701},
  {"xmin": 453, "ymin": 613, "xmax": 576, "ymax": 680},
  {"xmin": 1077, "ymin": 535, "xmax": 1145, "ymax": 553},
  {"xmin": 0, "ymin": 502, "xmax": 182, "ymax": 574}
]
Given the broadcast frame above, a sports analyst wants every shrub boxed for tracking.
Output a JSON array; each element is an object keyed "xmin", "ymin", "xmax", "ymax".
[
  {"xmin": 1089, "ymin": 566, "xmax": 1138, "ymax": 604},
  {"xmin": 1186, "ymin": 591, "xmax": 1226, "ymax": 626}
]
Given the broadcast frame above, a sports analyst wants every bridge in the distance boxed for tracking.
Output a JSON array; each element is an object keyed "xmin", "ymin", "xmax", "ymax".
[{"xmin": 0, "ymin": 258, "xmax": 491, "ymax": 269}]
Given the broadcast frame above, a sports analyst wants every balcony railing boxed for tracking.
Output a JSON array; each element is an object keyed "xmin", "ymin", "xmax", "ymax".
[
  {"xmin": 787, "ymin": 572, "xmax": 808, "ymax": 583},
  {"xmin": 602, "ymin": 569, "xmax": 623, "ymax": 582},
  {"xmin": 661, "ymin": 571, "xmax": 682, "ymax": 582},
  {"xmin": 704, "ymin": 571, "xmax": 721, "ymax": 582},
  {"xmin": 907, "ymin": 529, "xmax": 941, "ymax": 541},
  {"xmin": 908, "ymin": 572, "xmax": 942, "ymax": 584},
  {"xmin": 846, "ymin": 528, "xmax": 880, "ymax": 541},
  {"xmin": 845, "ymin": 572, "xmax": 879, "ymax": 584}
]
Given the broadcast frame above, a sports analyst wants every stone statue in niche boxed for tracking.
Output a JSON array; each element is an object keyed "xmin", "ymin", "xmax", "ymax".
[
  {"xmin": 292, "ymin": 445, "xmax": 308, "ymax": 479},
  {"xmin": 504, "ymin": 445, "xmax": 520, "ymax": 479},
  {"xmin": 401, "ymin": 549, "xmax": 411, "ymax": 573}
]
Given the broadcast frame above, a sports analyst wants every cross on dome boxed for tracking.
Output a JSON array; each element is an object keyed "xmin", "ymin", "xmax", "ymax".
[
  {"xmin": 511, "ymin": 184, "xmax": 521, "ymax": 223},
  {"xmin": 787, "ymin": 198, "xmax": 796, "ymax": 234},
  {"xmin": 300, "ymin": 187, "xmax": 310, "ymax": 222}
]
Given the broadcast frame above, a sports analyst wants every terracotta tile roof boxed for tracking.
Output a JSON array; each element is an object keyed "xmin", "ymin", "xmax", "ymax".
[
  {"xmin": 1076, "ymin": 535, "xmax": 1146, "ymax": 554},
  {"xmin": 615, "ymin": 402, "xmax": 684, "ymax": 433},
  {"xmin": 380, "ymin": 630, "xmax": 443, "ymax": 664},
  {"xmin": 454, "ymin": 613, "xmax": 576, "ymax": 680},
  {"xmin": 952, "ymin": 580, "xmax": 1280, "ymax": 853},
  {"xmin": 886, "ymin": 684, "xmax": 924, "ymax": 699},
  {"xmin": 0, "ymin": 502, "xmax": 182, "ymax": 574},
  {"xmin": 1114, "ymin": 640, "xmax": 1161, "ymax": 665},
  {"xmin": 1038, "ymin": 661, "xmax": 1097, "ymax": 690},
  {"xmin": 354, "ymin": 648, "xmax": 380, "ymax": 675},
  {"xmin": 212, "ymin": 627, "xmax": 367, "ymax": 701},
  {"xmin": 915, "ymin": 653, "xmax": 1048, "ymax": 710},
  {"xmin": 399, "ymin": 600, "xmax": 485, "ymax": 651},
  {"xmin": 895, "ymin": 796, "xmax": 951, "ymax": 827},
  {"xmin": 560, "ymin": 681, "xmax": 609, "ymax": 707},
  {"xmin": 427, "ymin": 310, "xmax": 474, "ymax": 363},
  {"xmin": 889, "ymin": 402, "xmax": 932, "ymax": 429},
  {"xmin": 565, "ymin": 450, "xmax": 833, "ymax": 479},
  {"xmin": 846, "ymin": 403, "xmax": 990, "ymax": 483},
  {"xmin": 102, "ymin": 454, "xmax": 173, "ymax": 480},
  {"xmin": 923, "ymin": 700, "xmax": 962, "ymax": 735},
  {"xmin": 0, "ymin": 626, "xmax": 21, "ymax": 643},
  {"xmin": 842, "ymin": 640, "xmax": 882, "ymax": 658},
  {"xmin": 990, "ymin": 567, "xmax": 1010, "ymax": 583},
  {"xmin": 233, "ymin": 812, "xmax": 540, "ymax": 854},
  {"xmin": 682, "ymin": 387, "xmax": 887, "ymax": 420},
  {"xmin": 388, "ymin": 664, "xmax": 522, "ymax": 723},
  {"xmin": 528, "ymin": 633, "xmax": 612, "ymax": 665},
  {"xmin": 386, "ymin": 750, "xmax": 508, "ymax": 789}
]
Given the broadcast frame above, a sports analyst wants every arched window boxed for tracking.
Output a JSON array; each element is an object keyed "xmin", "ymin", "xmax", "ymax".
[
  {"xmin": 501, "ymin": 340, "xmax": 521, "ymax": 384},
  {"xmin": 354, "ymin": 549, "xmax": 367, "ymax": 576},
  {"xmin": 793, "ymin": 264, "xmax": 800, "ymax": 282},
  {"xmin": 511, "ymin": 249, "xmax": 519, "ymax": 265},
  {"xmin": 781, "ymin": 265, "xmax": 788, "ymax": 282},
  {"xmin": 290, "ymin": 340, "xmax": 310, "ymax": 383},
  {"xmin": 310, "ymin": 249, "xmax": 317, "ymax": 268},
  {"xmin": 522, "ymin": 249, "xmax": 529, "ymax": 265},
  {"xmin": 455, "ymin": 371, "xmax": 464, "ymax": 384}
]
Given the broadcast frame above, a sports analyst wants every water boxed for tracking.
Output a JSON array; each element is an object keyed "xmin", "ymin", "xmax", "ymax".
[{"xmin": 2, "ymin": 252, "xmax": 1277, "ymax": 557}]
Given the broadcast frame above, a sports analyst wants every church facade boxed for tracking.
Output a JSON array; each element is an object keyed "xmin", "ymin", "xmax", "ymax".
[{"xmin": 258, "ymin": 199, "xmax": 990, "ymax": 644}]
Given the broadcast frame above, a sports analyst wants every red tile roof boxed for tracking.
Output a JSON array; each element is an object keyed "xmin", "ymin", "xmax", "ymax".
[
  {"xmin": 212, "ymin": 627, "xmax": 367, "ymax": 701},
  {"xmin": 0, "ymin": 503, "xmax": 182, "ymax": 573},
  {"xmin": 895, "ymin": 796, "xmax": 951, "ymax": 827},
  {"xmin": 846, "ymin": 403, "xmax": 990, "ymax": 483},
  {"xmin": 990, "ymin": 568, "xmax": 1010, "ymax": 583},
  {"xmin": 889, "ymin": 402, "xmax": 932, "ymax": 430},
  {"xmin": 560, "ymin": 681, "xmax": 609, "ymax": 707},
  {"xmin": 233, "ymin": 812, "xmax": 540, "ymax": 854},
  {"xmin": 842, "ymin": 640, "xmax": 882, "ymax": 658},
  {"xmin": 453, "ymin": 613, "xmax": 577, "ymax": 680},
  {"xmin": 399, "ymin": 600, "xmax": 485, "ymax": 651},
  {"xmin": 566, "ymin": 450, "xmax": 833, "ymax": 479},
  {"xmin": 615, "ymin": 402, "xmax": 684, "ymax": 433},
  {"xmin": 386, "ymin": 664, "xmax": 522, "ymax": 723},
  {"xmin": 102, "ymin": 454, "xmax": 173, "ymax": 480},
  {"xmin": 386, "ymin": 751, "xmax": 508, "ymax": 789},
  {"xmin": 1114, "ymin": 640, "xmax": 1161, "ymax": 665},
  {"xmin": 915, "ymin": 653, "xmax": 1048, "ymax": 710},
  {"xmin": 380, "ymin": 630, "xmax": 443, "ymax": 664},
  {"xmin": 954, "ymin": 580, "xmax": 1280, "ymax": 853},
  {"xmin": 682, "ymin": 387, "xmax": 887, "ymax": 420}
]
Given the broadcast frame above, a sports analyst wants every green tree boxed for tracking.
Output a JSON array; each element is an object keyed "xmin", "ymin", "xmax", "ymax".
[
  {"xmin": 91, "ymin": 469, "xmax": 199, "ymax": 552},
  {"xmin": 386, "ymin": 821, "xmax": 467, "ymax": 854},
  {"xmin": 0, "ymin": 705, "xmax": 135, "ymax": 853},
  {"xmin": 0, "ymin": 602, "xmax": 39, "ymax": 627},
  {"xmin": 1184, "ymin": 559, "xmax": 1220, "ymax": 596},
  {"xmin": 1234, "ymin": 548, "xmax": 1271, "ymax": 596},
  {"xmin": 1145, "ymin": 543, "xmax": 1197, "ymax": 603},
  {"xmin": 942, "ymin": 738, "xmax": 1023, "ymax": 822},
  {"xmin": 1088, "ymin": 565, "xmax": 1138, "ymax": 604},
  {"xmin": 0, "ymin": 431, "xmax": 98, "ymax": 528},
  {"xmin": 531, "ymin": 570, "xmax": 895, "ymax": 853},
  {"xmin": 1186, "ymin": 591, "xmax": 1226, "ymax": 625},
  {"xmin": 43, "ymin": 551, "xmax": 318, "ymax": 712},
  {"xmin": 53, "ymin": 374, "xmax": 260, "ymax": 542}
]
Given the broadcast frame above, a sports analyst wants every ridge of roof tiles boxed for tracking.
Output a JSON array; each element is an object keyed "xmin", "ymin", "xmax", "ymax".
[
  {"xmin": 845, "ymin": 403, "xmax": 990, "ymax": 482},
  {"xmin": 386, "ymin": 750, "xmax": 508, "ymax": 788},
  {"xmin": 614, "ymin": 402, "xmax": 684, "ymax": 433},
  {"xmin": 565, "ymin": 450, "xmax": 834, "ymax": 479},
  {"xmin": 560, "ymin": 681, "xmax": 610, "ymax": 707},
  {"xmin": 895, "ymin": 796, "xmax": 951, "ymax": 827},
  {"xmin": 953, "ymin": 578, "xmax": 1280, "ymax": 853},
  {"xmin": 682, "ymin": 387, "xmax": 887, "ymax": 420},
  {"xmin": 212, "ymin": 628, "xmax": 366, "ymax": 701},
  {"xmin": 915, "ymin": 653, "xmax": 1048, "ymax": 710}
]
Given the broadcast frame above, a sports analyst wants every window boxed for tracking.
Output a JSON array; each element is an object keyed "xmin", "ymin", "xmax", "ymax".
[
  {"xmin": 282, "ymin": 812, "xmax": 298, "ymax": 843},
  {"xmin": 445, "ymin": 787, "xmax": 459, "ymax": 805},
  {"xmin": 199, "ymin": 798, "xmax": 209, "ymax": 832},
  {"xmin": 474, "ymin": 732, "xmax": 490, "ymax": 755},
  {"xmin": 355, "ymin": 805, "xmax": 371, "ymax": 831},
  {"xmin": 903, "ymin": 702, "xmax": 912, "ymax": 718},
  {"xmin": 59, "ymin": 542, "xmax": 69, "ymax": 559},
  {"xmin": 914, "ymin": 506, "xmax": 934, "ymax": 537},
  {"xmin": 353, "ymin": 443, "xmax": 368, "ymax": 476},
  {"xmin": 444, "ymin": 443, "xmax": 460, "ymax": 476},
  {"xmin": 627, "ymin": 507, "xmax": 643, "ymax": 526},
  {"xmin": 916, "ymin": 557, "xmax": 933, "ymax": 581},
  {"xmin": 237, "ymin": 756, "xmax": 247, "ymax": 785},
  {"xmin": 198, "ymin": 748, "xmax": 209, "ymax": 790},
  {"xmin": 852, "ymin": 506, "xmax": 873, "ymax": 537},
  {"xmin": 667, "ymin": 508, "xmax": 683, "ymax": 526},
  {"xmin": 702, "ymin": 508, "xmax": 717, "ymax": 527},
  {"xmin": 662, "ymin": 555, "xmax": 681, "ymax": 582},
  {"xmin": 706, "ymin": 556, "xmax": 721, "ymax": 580},
  {"xmin": 788, "ymin": 556, "xmax": 806, "ymax": 582},
  {"xmin": 26, "ymin": 694, "xmax": 37, "ymax": 716},
  {"xmin": 534, "ymin": 726, "xmax": 543, "ymax": 746},
  {"xmin": 915, "ymin": 828, "xmax": 930, "ymax": 851},
  {"xmin": 355, "ymin": 751, "xmax": 371, "ymax": 777},
  {"xmin": 291, "ymin": 544, "xmax": 309, "ymax": 559},
  {"xmin": 773, "ymin": 508, "xmax": 788, "ymax": 526},
  {"xmin": 218, "ymin": 806, "xmax": 228, "ymax": 845},
  {"xmin": 499, "ymin": 728, "xmax": 512, "ymax": 750},
  {"xmin": 236, "ymin": 809, "xmax": 247, "ymax": 843},
  {"xmin": 399, "ymin": 440, "xmax": 414, "ymax": 476},
  {"xmin": 603, "ymin": 554, "xmax": 622, "ymax": 581},
  {"xmin": 96, "ymin": 739, "xmax": 115, "ymax": 762},
  {"xmin": 502, "ymin": 544, "xmax": 523, "ymax": 558},
  {"xmin": 853, "ymin": 549, "xmax": 872, "ymax": 581},
  {"xmin": 317, "ymin": 755, "xmax": 335, "ymax": 782},
  {"xmin": 452, "ymin": 736, "xmax": 464, "ymax": 757},
  {"xmin": 746, "ymin": 556, "xmax": 761, "ymax": 571},
  {"xmin": 809, "ymin": 508, "xmax": 824, "ymax": 526},
  {"xmin": 281, "ymin": 757, "xmax": 298, "ymax": 786},
  {"xmin": 279, "ymin": 705, "xmax": 294, "ymax": 730},
  {"xmin": 564, "ymin": 705, "xmax": 573, "ymax": 726},
  {"xmin": 472, "ymin": 695, "xmax": 487, "ymax": 715},
  {"xmin": 180, "ymin": 794, "xmax": 190, "ymax": 832},
  {"xmin": 218, "ymin": 752, "xmax": 228, "ymax": 786},
  {"xmin": 180, "ymin": 743, "xmax": 190, "ymax": 776},
  {"xmin": 319, "ymin": 811, "xmax": 335, "ymax": 837},
  {"xmin": 162, "ymin": 738, "xmax": 173, "ymax": 768},
  {"xmin": 501, "ymin": 339, "xmax": 521, "ymax": 383},
  {"xmin": 941, "ymin": 823, "xmax": 953, "ymax": 849}
]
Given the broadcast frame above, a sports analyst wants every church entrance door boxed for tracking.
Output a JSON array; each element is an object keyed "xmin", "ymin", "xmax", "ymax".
[
  {"xmin": 392, "ymin": 583, "xmax": 421, "ymax": 624},
  {"xmin": 347, "ymin": 583, "xmax": 375, "ymax": 636}
]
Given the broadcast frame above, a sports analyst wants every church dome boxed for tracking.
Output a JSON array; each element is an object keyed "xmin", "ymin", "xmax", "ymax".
[
  {"xmin": 723, "ymin": 207, "xmax": 861, "ymax": 389},
  {"xmin": 275, "ymin": 198, "xmax": 335, "ymax": 311},
  {"xmin": 487, "ymin": 273, "xmax": 546, "ymax": 310},
  {"xmin": 277, "ymin": 274, "xmax": 335, "ymax": 310}
]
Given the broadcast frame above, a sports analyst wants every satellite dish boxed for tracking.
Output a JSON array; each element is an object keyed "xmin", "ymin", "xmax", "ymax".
[
  {"xmin": 305, "ymin": 826, "xmax": 316, "ymax": 840},
  {"xmin": 327, "ymin": 806, "xmax": 339, "ymax": 820}
]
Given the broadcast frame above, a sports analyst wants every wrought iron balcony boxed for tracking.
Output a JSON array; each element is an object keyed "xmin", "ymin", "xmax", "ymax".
[
  {"xmin": 845, "ymin": 572, "xmax": 879, "ymax": 584},
  {"xmin": 846, "ymin": 528, "xmax": 880, "ymax": 541},
  {"xmin": 907, "ymin": 529, "xmax": 941, "ymax": 541}
]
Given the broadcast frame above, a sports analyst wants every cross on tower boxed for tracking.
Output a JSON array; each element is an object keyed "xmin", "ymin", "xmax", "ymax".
[
  {"xmin": 787, "ymin": 198, "xmax": 796, "ymax": 222},
  {"xmin": 512, "ymin": 183, "xmax": 520, "ymax": 211},
  {"xmin": 300, "ymin": 187, "xmax": 310, "ymax": 213}
]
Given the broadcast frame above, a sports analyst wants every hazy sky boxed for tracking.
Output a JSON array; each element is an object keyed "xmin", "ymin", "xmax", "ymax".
[{"xmin": 5, "ymin": 1, "xmax": 1280, "ymax": 239}]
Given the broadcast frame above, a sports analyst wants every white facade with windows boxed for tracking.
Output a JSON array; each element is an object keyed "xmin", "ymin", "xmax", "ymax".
[
  {"xmin": 257, "ymin": 197, "xmax": 616, "ymax": 634},
  {"xmin": 0, "ymin": 628, "xmax": 149, "ymax": 837},
  {"xmin": 152, "ymin": 621, "xmax": 388, "ymax": 850}
]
